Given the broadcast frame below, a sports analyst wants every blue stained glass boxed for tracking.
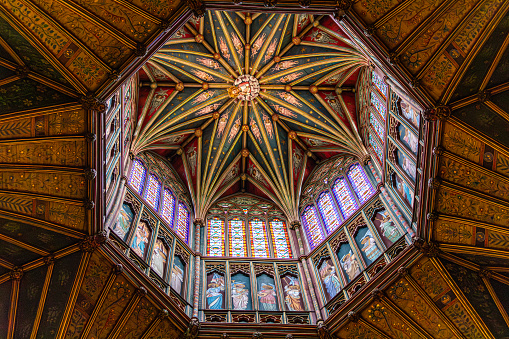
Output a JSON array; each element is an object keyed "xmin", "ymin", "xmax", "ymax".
[
  {"xmin": 229, "ymin": 218, "xmax": 247, "ymax": 257},
  {"xmin": 369, "ymin": 134, "xmax": 383, "ymax": 162},
  {"xmin": 370, "ymin": 113, "xmax": 384, "ymax": 140},
  {"xmin": 161, "ymin": 189, "xmax": 175, "ymax": 227},
  {"xmin": 144, "ymin": 174, "xmax": 161, "ymax": 210},
  {"xmin": 128, "ymin": 160, "xmax": 146, "ymax": 194},
  {"xmin": 317, "ymin": 191, "xmax": 342, "ymax": 234},
  {"xmin": 208, "ymin": 218, "xmax": 225, "ymax": 256},
  {"xmin": 176, "ymin": 203, "xmax": 190, "ymax": 243},
  {"xmin": 332, "ymin": 177, "xmax": 358, "ymax": 219},
  {"xmin": 347, "ymin": 163, "xmax": 375, "ymax": 204},
  {"xmin": 371, "ymin": 72, "xmax": 388, "ymax": 97},
  {"xmin": 302, "ymin": 206, "xmax": 324, "ymax": 249},
  {"xmin": 371, "ymin": 92, "xmax": 386, "ymax": 121},
  {"xmin": 250, "ymin": 218, "xmax": 269, "ymax": 258},
  {"xmin": 270, "ymin": 219, "xmax": 292, "ymax": 258}
]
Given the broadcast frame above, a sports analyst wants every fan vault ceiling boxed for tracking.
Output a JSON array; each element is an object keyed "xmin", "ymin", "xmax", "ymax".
[{"xmin": 0, "ymin": 0, "xmax": 507, "ymax": 337}]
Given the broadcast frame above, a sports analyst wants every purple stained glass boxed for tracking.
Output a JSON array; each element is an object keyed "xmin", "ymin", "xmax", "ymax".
[
  {"xmin": 128, "ymin": 160, "xmax": 146, "ymax": 194},
  {"xmin": 370, "ymin": 112, "xmax": 384, "ymax": 140},
  {"xmin": 161, "ymin": 189, "xmax": 175, "ymax": 227},
  {"xmin": 371, "ymin": 92, "xmax": 386, "ymax": 121},
  {"xmin": 176, "ymin": 203, "xmax": 190, "ymax": 243},
  {"xmin": 144, "ymin": 174, "xmax": 161, "ymax": 210},
  {"xmin": 347, "ymin": 163, "xmax": 375, "ymax": 204},
  {"xmin": 332, "ymin": 177, "xmax": 358, "ymax": 219},
  {"xmin": 369, "ymin": 134, "xmax": 383, "ymax": 162},
  {"xmin": 317, "ymin": 191, "xmax": 342, "ymax": 234},
  {"xmin": 371, "ymin": 72, "xmax": 388, "ymax": 97},
  {"xmin": 302, "ymin": 205, "xmax": 325, "ymax": 249},
  {"xmin": 208, "ymin": 218, "xmax": 225, "ymax": 256}
]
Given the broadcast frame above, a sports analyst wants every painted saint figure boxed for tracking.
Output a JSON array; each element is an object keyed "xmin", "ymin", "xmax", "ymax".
[
  {"xmin": 360, "ymin": 230, "xmax": 382, "ymax": 262},
  {"xmin": 114, "ymin": 204, "xmax": 133, "ymax": 239},
  {"xmin": 375, "ymin": 211, "xmax": 401, "ymax": 243},
  {"xmin": 231, "ymin": 281, "xmax": 249, "ymax": 310},
  {"xmin": 206, "ymin": 273, "xmax": 225, "ymax": 309},
  {"xmin": 340, "ymin": 250, "xmax": 360, "ymax": 281},
  {"xmin": 170, "ymin": 264, "xmax": 184, "ymax": 293},
  {"xmin": 319, "ymin": 261, "xmax": 341, "ymax": 300},
  {"xmin": 131, "ymin": 221, "xmax": 150, "ymax": 258},
  {"xmin": 151, "ymin": 239, "xmax": 168, "ymax": 277},
  {"xmin": 283, "ymin": 276, "xmax": 304, "ymax": 311},
  {"xmin": 257, "ymin": 283, "xmax": 277, "ymax": 311}
]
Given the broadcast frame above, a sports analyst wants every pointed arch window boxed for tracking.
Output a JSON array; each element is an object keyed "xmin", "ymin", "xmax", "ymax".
[
  {"xmin": 128, "ymin": 159, "xmax": 146, "ymax": 194},
  {"xmin": 317, "ymin": 191, "xmax": 342, "ymax": 233},
  {"xmin": 175, "ymin": 202, "xmax": 190, "ymax": 243},
  {"xmin": 161, "ymin": 189, "xmax": 176, "ymax": 227},
  {"xmin": 249, "ymin": 218, "xmax": 269, "ymax": 258},
  {"xmin": 347, "ymin": 163, "xmax": 375, "ymax": 204},
  {"xmin": 229, "ymin": 218, "xmax": 247, "ymax": 257},
  {"xmin": 302, "ymin": 205, "xmax": 324, "ymax": 249},
  {"xmin": 208, "ymin": 217, "xmax": 225, "ymax": 256},
  {"xmin": 269, "ymin": 218, "xmax": 292, "ymax": 258},
  {"xmin": 332, "ymin": 177, "xmax": 358, "ymax": 219},
  {"xmin": 144, "ymin": 174, "xmax": 162, "ymax": 210}
]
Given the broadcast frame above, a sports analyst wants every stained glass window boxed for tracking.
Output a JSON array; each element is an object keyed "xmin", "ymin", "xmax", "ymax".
[
  {"xmin": 269, "ymin": 219, "xmax": 292, "ymax": 258},
  {"xmin": 144, "ymin": 174, "xmax": 161, "ymax": 210},
  {"xmin": 229, "ymin": 218, "xmax": 247, "ymax": 257},
  {"xmin": 161, "ymin": 189, "xmax": 175, "ymax": 227},
  {"xmin": 371, "ymin": 72, "xmax": 388, "ymax": 97},
  {"xmin": 317, "ymin": 191, "xmax": 342, "ymax": 234},
  {"xmin": 176, "ymin": 203, "xmax": 190, "ymax": 243},
  {"xmin": 370, "ymin": 113, "xmax": 384, "ymax": 140},
  {"xmin": 347, "ymin": 164, "xmax": 375, "ymax": 204},
  {"xmin": 128, "ymin": 159, "xmax": 146, "ymax": 194},
  {"xmin": 208, "ymin": 217, "xmax": 225, "ymax": 256},
  {"xmin": 332, "ymin": 177, "xmax": 358, "ymax": 219},
  {"xmin": 371, "ymin": 92, "xmax": 386, "ymax": 121},
  {"xmin": 369, "ymin": 134, "xmax": 383, "ymax": 163},
  {"xmin": 302, "ymin": 206, "xmax": 324, "ymax": 249},
  {"xmin": 249, "ymin": 218, "xmax": 269, "ymax": 257}
]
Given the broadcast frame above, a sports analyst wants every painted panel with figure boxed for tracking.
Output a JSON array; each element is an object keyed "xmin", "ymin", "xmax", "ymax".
[
  {"xmin": 398, "ymin": 124, "xmax": 418, "ymax": 155},
  {"xmin": 131, "ymin": 220, "xmax": 151, "ymax": 258},
  {"xmin": 257, "ymin": 274, "xmax": 278, "ymax": 311},
  {"xmin": 397, "ymin": 97, "xmax": 420, "ymax": 129},
  {"xmin": 151, "ymin": 238, "xmax": 168, "ymax": 278},
  {"xmin": 171, "ymin": 256, "xmax": 185, "ymax": 294},
  {"xmin": 393, "ymin": 173, "xmax": 414, "ymax": 207},
  {"xmin": 231, "ymin": 272, "xmax": 252, "ymax": 311},
  {"xmin": 337, "ymin": 243, "xmax": 361, "ymax": 283},
  {"xmin": 396, "ymin": 148, "xmax": 417, "ymax": 181},
  {"xmin": 318, "ymin": 259, "xmax": 342, "ymax": 301},
  {"xmin": 113, "ymin": 203, "xmax": 134, "ymax": 239},
  {"xmin": 206, "ymin": 272, "xmax": 225, "ymax": 309},
  {"xmin": 354, "ymin": 227, "xmax": 382, "ymax": 265},
  {"xmin": 281, "ymin": 274, "xmax": 305, "ymax": 311},
  {"xmin": 371, "ymin": 209, "xmax": 401, "ymax": 247}
]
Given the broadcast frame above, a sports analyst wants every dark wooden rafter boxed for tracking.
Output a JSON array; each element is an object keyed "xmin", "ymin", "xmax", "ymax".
[
  {"xmin": 29, "ymin": 262, "xmax": 54, "ymax": 339},
  {"xmin": 6, "ymin": 274, "xmax": 21, "ymax": 339},
  {"xmin": 106, "ymin": 288, "xmax": 145, "ymax": 339}
]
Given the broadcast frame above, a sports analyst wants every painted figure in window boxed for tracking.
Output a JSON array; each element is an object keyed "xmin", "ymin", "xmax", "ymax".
[
  {"xmin": 206, "ymin": 273, "xmax": 225, "ymax": 309},
  {"xmin": 151, "ymin": 239, "xmax": 168, "ymax": 277},
  {"xmin": 396, "ymin": 176, "xmax": 414, "ymax": 206},
  {"xmin": 375, "ymin": 210, "xmax": 401, "ymax": 243},
  {"xmin": 132, "ymin": 220, "xmax": 150, "ymax": 258},
  {"xmin": 319, "ymin": 260, "xmax": 341, "ymax": 300},
  {"xmin": 340, "ymin": 250, "xmax": 360, "ymax": 281},
  {"xmin": 283, "ymin": 276, "xmax": 304, "ymax": 311},
  {"xmin": 171, "ymin": 264, "xmax": 184, "ymax": 293},
  {"xmin": 400, "ymin": 126, "xmax": 418, "ymax": 154},
  {"xmin": 113, "ymin": 203, "xmax": 134, "ymax": 239},
  {"xmin": 360, "ymin": 230, "xmax": 382, "ymax": 262},
  {"xmin": 401, "ymin": 156, "xmax": 417, "ymax": 180},
  {"xmin": 400, "ymin": 100, "xmax": 420, "ymax": 128},
  {"xmin": 257, "ymin": 283, "xmax": 277, "ymax": 311},
  {"xmin": 231, "ymin": 281, "xmax": 249, "ymax": 310}
]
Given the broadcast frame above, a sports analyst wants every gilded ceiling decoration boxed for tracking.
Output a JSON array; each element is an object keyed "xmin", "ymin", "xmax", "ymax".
[{"xmin": 133, "ymin": 12, "xmax": 371, "ymax": 219}]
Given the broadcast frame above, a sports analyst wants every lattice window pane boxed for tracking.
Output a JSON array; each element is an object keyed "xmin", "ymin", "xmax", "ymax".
[
  {"xmin": 332, "ymin": 177, "xmax": 358, "ymax": 219},
  {"xmin": 369, "ymin": 134, "xmax": 383, "ymax": 163},
  {"xmin": 208, "ymin": 218, "xmax": 225, "ymax": 256},
  {"xmin": 128, "ymin": 160, "xmax": 146, "ymax": 194},
  {"xmin": 161, "ymin": 189, "xmax": 175, "ymax": 227},
  {"xmin": 250, "ymin": 218, "xmax": 269, "ymax": 258},
  {"xmin": 270, "ymin": 219, "xmax": 292, "ymax": 258},
  {"xmin": 371, "ymin": 72, "xmax": 387, "ymax": 97},
  {"xmin": 370, "ymin": 112, "xmax": 384, "ymax": 140},
  {"xmin": 229, "ymin": 218, "xmax": 247, "ymax": 257},
  {"xmin": 144, "ymin": 174, "xmax": 161, "ymax": 210},
  {"xmin": 347, "ymin": 163, "xmax": 375, "ymax": 204},
  {"xmin": 371, "ymin": 91, "xmax": 386, "ymax": 121},
  {"xmin": 317, "ymin": 191, "xmax": 342, "ymax": 234},
  {"xmin": 302, "ymin": 206, "xmax": 324, "ymax": 249},
  {"xmin": 176, "ymin": 203, "xmax": 190, "ymax": 243}
]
